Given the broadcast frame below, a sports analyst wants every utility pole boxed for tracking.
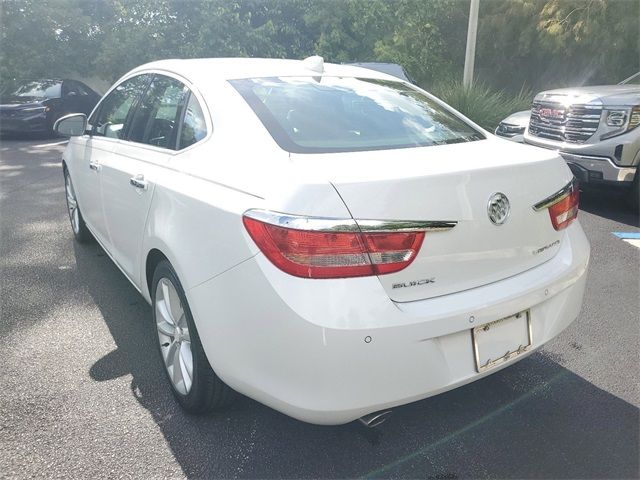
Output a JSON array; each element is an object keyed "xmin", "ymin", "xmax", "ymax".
[{"xmin": 463, "ymin": 0, "xmax": 480, "ymax": 88}]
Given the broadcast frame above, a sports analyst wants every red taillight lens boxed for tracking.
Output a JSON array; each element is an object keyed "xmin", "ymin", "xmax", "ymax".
[
  {"xmin": 361, "ymin": 232, "xmax": 425, "ymax": 275},
  {"xmin": 548, "ymin": 187, "xmax": 579, "ymax": 230},
  {"xmin": 243, "ymin": 216, "xmax": 425, "ymax": 279}
]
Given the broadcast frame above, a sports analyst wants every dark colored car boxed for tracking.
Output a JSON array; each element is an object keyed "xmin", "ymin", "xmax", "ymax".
[{"xmin": 0, "ymin": 79, "xmax": 100, "ymax": 136}]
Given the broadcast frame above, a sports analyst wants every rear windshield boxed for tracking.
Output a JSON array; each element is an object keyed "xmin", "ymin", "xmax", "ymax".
[{"xmin": 230, "ymin": 76, "xmax": 484, "ymax": 154}]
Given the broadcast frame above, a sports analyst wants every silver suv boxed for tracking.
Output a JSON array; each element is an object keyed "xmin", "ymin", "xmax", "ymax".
[{"xmin": 523, "ymin": 72, "xmax": 639, "ymax": 208}]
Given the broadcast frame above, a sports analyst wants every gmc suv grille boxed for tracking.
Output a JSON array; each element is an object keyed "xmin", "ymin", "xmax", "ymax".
[{"xmin": 529, "ymin": 101, "xmax": 602, "ymax": 143}]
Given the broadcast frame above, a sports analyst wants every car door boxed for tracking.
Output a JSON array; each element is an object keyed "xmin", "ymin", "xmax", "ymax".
[
  {"xmin": 99, "ymin": 74, "xmax": 188, "ymax": 287},
  {"xmin": 61, "ymin": 80, "xmax": 84, "ymax": 115},
  {"xmin": 72, "ymin": 74, "xmax": 150, "ymax": 246}
]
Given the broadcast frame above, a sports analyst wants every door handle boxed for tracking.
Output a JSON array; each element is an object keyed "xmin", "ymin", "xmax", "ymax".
[
  {"xmin": 129, "ymin": 175, "xmax": 148, "ymax": 190},
  {"xmin": 89, "ymin": 161, "xmax": 100, "ymax": 171}
]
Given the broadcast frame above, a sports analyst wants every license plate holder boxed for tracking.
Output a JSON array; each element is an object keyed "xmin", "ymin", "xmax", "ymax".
[{"xmin": 472, "ymin": 310, "xmax": 532, "ymax": 373}]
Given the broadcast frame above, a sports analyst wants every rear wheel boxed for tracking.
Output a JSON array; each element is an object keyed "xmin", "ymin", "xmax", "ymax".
[
  {"xmin": 63, "ymin": 167, "xmax": 92, "ymax": 243},
  {"xmin": 151, "ymin": 260, "xmax": 234, "ymax": 413}
]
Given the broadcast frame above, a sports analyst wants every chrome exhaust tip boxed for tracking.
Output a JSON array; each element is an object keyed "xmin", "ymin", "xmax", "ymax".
[{"xmin": 358, "ymin": 410, "xmax": 392, "ymax": 428}]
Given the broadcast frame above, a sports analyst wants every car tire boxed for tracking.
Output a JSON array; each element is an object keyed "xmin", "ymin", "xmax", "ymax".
[
  {"xmin": 151, "ymin": 260, "xmax": 234, "ymax": 413},
  {"xmin": 63, "ymin": 166, "xmax": 93, "ymax": 243}
]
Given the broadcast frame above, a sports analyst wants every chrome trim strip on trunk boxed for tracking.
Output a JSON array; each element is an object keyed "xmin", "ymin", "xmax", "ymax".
[
  {"xmin": 355, "ymin": 219, "xmax": 457, "ymax": 232},
  {"xmin": 243, "ymin": 209, "xmax": 457, "ymax": 233},
  {"xmin": 532, "ymin": 178, "xmax": 578, "ymax": 212}
]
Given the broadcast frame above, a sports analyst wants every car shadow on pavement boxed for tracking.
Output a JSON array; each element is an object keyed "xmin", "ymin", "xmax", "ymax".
[
  {"xmin": 579, "ymin": 187, "xmax": 639, "ymax": 228},
  {"xmin": 77, "ymin": 242, "xmax": 639, "ymax": 480}
]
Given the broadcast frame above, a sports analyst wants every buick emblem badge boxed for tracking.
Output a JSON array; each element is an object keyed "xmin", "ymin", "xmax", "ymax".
[{"xmin": 487, "ymin": 192, "xmax": 510, "ymax": 225}]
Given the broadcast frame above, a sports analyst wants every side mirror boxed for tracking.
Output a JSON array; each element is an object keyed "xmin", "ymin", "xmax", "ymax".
[
  {"xmin": 54, "ymin": 113, "xmax": 87, "ymax": 136},
  {"xmin": 67, "ymin": 91, "xmax": 78, "ymax": 97}
]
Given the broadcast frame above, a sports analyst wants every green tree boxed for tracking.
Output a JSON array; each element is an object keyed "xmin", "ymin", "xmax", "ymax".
[
  {"xmin": 1, "ymin": 0, "xmax": 637, "ymax": 92},
  {"xmin": 304, "ymin": 0, "xmax": 393, "ymax": 63},
  {"xmin": 373, "ymin": 0, "xmax": 468, "ymax": 87},
  {"xmin": 0, "ymin": 0, "xmax": 111, "ymax": 82},
  {"xmin": 475, "ymin": 0, "xmax": 640, "ymax": 92},
  {"xmin": 537, "ymin": 0, "xmax": 640, "ymax": 85}
]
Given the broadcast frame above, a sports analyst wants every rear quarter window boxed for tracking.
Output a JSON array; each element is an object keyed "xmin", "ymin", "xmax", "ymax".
[{"xmin": 178, "ymin": 94, "xmax": 207, "ymax": 149}]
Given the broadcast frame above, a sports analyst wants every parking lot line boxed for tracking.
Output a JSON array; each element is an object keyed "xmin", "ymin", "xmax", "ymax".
[
  {"xmin": 612, "ymin": 232, "xmax": 640, "ymax": 249},
  {"xmin": 612, "ymin": 232, "xmax": 640, "ymax": 239}
]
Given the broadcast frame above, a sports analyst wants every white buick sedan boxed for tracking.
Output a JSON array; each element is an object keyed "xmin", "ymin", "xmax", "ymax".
[{"xmin": 56, "ymin": 57, "xmax": 589, "ymax": 426}]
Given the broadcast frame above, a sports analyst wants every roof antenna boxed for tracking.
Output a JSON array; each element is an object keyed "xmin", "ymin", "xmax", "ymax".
[{"xmin": 302, "ymin": 55, "xmax": 324, "ymax": 74}]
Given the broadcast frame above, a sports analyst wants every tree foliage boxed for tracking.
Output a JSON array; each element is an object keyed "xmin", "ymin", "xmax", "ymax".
[
  {"xmin": 476, "ymin": 0, "xmax": 640, "ymax": 91},
  {"xmin": 1, "ymin": 0, "xmax": 638, "ymax": 93}
]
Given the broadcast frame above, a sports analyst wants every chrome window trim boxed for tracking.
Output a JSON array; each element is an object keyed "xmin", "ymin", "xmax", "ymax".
[
  {"xmin": 243, "ymin": 209, "xmax": 457, "ymax": 233},
  {"xmin": 532, "ymin": 178, "xmax": 578, "ymax": 212},
  {"xmin": 92, "ymin": 68, "xmax": 213, "ymax": 155}
]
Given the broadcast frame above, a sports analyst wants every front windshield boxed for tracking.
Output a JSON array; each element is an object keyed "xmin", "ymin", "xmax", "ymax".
[
  {"xmin": 231, "ymin": 76, "xmax": 484, "ymax": 154},
  {"xmin": 619, "ymin": 72, "xmax": 640, "ymax": 85},
  {"xmin": 10, "ymin": 80, "xmax": 62, "ymax": 99}
]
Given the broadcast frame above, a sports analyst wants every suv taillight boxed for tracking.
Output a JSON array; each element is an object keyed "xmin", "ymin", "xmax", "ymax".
[
  {"xmin": 242, "ymin": 211, "xmax": 426, "ymax": 279},
  {"xmin": 534, "ymin": 179, "xmax": 580, "ymax": 231}
]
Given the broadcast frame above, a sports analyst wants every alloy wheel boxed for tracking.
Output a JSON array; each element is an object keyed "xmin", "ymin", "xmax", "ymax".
[
  {"xmin": 155, "ymin": 278, "xmax": 194, "ymax": 395},
  {"xmin": 64, "ymin": 172, "xmax": 80, "ymax": 234}
]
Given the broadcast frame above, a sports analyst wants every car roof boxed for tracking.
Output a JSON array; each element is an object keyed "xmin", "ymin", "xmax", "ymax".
[
  {"xmin": 126, "ymin": 57, "xmax": 405, "ymax": 84},
  {"xmin": 10, "ymin": 78, "xmax": 63, "ymax": 84}
]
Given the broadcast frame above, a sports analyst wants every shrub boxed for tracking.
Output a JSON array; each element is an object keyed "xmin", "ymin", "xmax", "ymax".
[{"xmin": 431, "ymin": 81, "xmax": 532, "ymax": 131}]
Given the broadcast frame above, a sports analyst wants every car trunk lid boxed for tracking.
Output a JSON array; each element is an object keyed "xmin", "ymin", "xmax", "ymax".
[{"xmin": 290, "ymin": 139, "xmax": 573, "ymax": 302}]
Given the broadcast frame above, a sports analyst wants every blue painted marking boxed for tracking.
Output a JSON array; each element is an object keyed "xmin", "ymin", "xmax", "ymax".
[{"xmin": 612, "ymin": 232, "xmax": 640, "ymax": 239}]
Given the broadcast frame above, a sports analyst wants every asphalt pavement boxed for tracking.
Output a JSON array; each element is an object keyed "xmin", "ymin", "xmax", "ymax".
[{"xmin": 1, "ymin": 137, "xmax": 638, "ymax": 479}]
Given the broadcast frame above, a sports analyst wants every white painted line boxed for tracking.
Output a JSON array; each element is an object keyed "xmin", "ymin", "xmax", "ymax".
[
  {"xmin": 32, "ymin": 140, "xmax": 68, "ymax": 148},
  {"xmin": 622, "ymin": 239, "xmax": 640, "ymax": 249}
]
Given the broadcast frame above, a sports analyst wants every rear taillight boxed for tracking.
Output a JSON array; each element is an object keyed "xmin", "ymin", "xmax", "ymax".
[
  {"xmin": 548, "ymin": 187, "xmax": 579, "ymax": 230},
  {"xmin": 242, "ymin": 211, "xmax": 430, "ymax": 279},
  {"xmin": 533, "ymin": 179, "xmax": 580, "ymax": 231}
]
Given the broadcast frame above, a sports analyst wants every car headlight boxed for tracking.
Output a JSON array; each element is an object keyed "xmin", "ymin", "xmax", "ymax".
[
  {"xmin": 629, "ymin": 106, "xmax": 640, "ymax": 130},
  {"xmin": 606, "ymin": 110, "xmax": 627, "ymax": 127},
  {"xmin": 20, "ymin": 106, "xmax": 50, "ymax": 113},
  {"xmin": 495, "ymin": 122, "xmax": 525, "ymax": 137},
  {"xmin": 601, "ymin": 105, "xmax": 640, "ymax": 140}
]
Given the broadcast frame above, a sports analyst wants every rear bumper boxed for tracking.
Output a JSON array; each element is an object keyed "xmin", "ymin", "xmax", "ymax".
[{"xmin": 187, "ymin": 222, "xmax": 590, "ymax": 425}]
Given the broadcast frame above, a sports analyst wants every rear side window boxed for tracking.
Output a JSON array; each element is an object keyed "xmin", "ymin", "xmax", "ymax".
[
  {"xmin": 63, "ymin": 80, "xmax": 90, "ymax": 97},
  {"xmin": 72, "ymin": 81, "xmax": 92, "ymax": 97},
  {"xmin": 93, "ymin": 75, "xmax": 149, "ymax": 139},
  {"xmin": 178, "ymin": 94, "xmax": 207, "ymax": 149},
  {"xmin": 127, "ymin": 75, "xmax": 186, "ymax": 149},
  {"xmin": 230, "ymin": 77, "xmax": 484, "ymax": 154}
]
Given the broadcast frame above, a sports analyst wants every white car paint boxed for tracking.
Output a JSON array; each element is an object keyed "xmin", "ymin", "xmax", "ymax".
[
  {"xmin": 62, "ymin": 58, "xmax": 590, "ymax": 425},
  {"xmin": 293, "ymin": 141, "xmax": 573, "ymax": 302}
]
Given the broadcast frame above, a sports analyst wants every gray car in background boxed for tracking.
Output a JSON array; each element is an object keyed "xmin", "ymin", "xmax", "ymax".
[{"xmin": 495, "ymin": 110, "xmax": 530, "ymax": 143}]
